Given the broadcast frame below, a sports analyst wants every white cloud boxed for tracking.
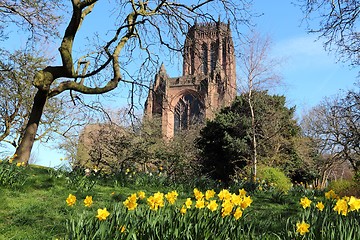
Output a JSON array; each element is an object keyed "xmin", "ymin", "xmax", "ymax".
[{"xmin": 272, "ymin": 35, "xmax": 336, "ymax": 68}]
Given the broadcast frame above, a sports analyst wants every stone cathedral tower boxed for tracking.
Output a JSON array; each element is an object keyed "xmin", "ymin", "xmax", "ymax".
[{"xmin": 145, "ymin": 21, "xmax": 236, "ymax": 138}]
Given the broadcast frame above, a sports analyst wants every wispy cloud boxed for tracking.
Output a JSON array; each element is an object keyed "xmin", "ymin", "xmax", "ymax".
[{"xmin": 273, "ymin": 35, "xmax": 335, "ymax": 69}]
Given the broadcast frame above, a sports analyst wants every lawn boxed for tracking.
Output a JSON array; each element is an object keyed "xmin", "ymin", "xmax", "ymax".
[{"xmin": 1, "ymin": 163, "xmax": 359, "ymax": 239}]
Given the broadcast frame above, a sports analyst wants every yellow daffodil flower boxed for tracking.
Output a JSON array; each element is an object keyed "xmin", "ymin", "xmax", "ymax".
[
  {"xmin": 165, "ymin": 190, "xmax": 178, "ymax": 205},
  {"xmin": 137, "ymin": 191, "xmax": 146, "ymax": 200},
  {"xmin": 233, "ymin": 207, "xmax": 243, "ymax": 220},
  {"xmin": 300, "ymin": 197, "xmax": 312, "ymax": 209},
  {"xmin": 348, "ymin": 196, "xmax": 360, "ymax": 212},
  {"xmin": 193, "ymin": 188, "xmax": 204, "ymax": 200},
  {"xmin": 96, "ymin": 208, "xmax": 110, "ymax": 220},
  {"xmin": 333, "ymin": 198, "xmax": 348, "ymax": 216},
  {"xmin": 66, "ymin": 194, "xmax": 76, "ymax": 206},
  {"xmin": 315, "ymin": 201, "xmax": 324, "ymax": 211},
  {"xmin": 180, "ymin": 206, "xmax": 187, "ymax": 215},
  {"xmin": 185, "ymin": 198, "xmax": 192, "ymax": 209},
  {"xmin": 207, "ymin": 200, "xmax": 218, "ymax": 212},
  {"xmin": 195, "ymin": 199, "xmax": 205, "ymax": 209},
  {"xmin": 205, "ymin": 189, "xmax": 216, "ymax": 200},
  {"xmin": 296, "ymin": 221, "xmax": 310, "ymax": 235},
  {"xmin": 84, "ymin": 196, "xmax": 93, "ymax": 207},
  {"xmin": 218, "ymin": 189, "xmax": 231, "ymax": 201}
]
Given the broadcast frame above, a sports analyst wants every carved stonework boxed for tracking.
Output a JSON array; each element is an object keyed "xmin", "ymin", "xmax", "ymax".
[{"xmin": 145, "ymin": 21, "xmax": 236, "ymax": 138}]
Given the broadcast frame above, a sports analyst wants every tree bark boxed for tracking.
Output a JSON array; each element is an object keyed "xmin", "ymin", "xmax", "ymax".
[
  {"xmin": 249, "ymin": 93, "xmax": 257, "ymax": 182},
  {"xmin": 14, "ymin": 89, "xmax": 48, "ymax": 163}
]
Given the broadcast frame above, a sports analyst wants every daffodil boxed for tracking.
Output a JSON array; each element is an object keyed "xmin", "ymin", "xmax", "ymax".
[
  {"xmin": 221, "ymin": 200, "xmax": 233, "ymax": 217},
  {"xmin": 325, "ymin": 189, "xmax": 337, "ymax": 199},
  {"xmin": 207, "ymin": 200, "xmax": 218, "ymax": 212},
  {"xmin": 123, "ymin": 193, "xmax": 138, "ymax": 210},
  {"xmin": 205, "ymin": 189, "xmax": 216, "ymax": 200},
  {"xmin": 333, "ymin": 198, "xmax": 348, "ymax": 216},
  {"xmin": 239, "ymin": 188, "xmax": 247, "ymax": 197},
  {"xmin": 84, "ymin": 196, "xmax": 93, "ymax": 207},
  {"xmin": 218, "ymin": 189, "xmax": 231, "ymax": 201},
  {"xmin": 137, "ymin": 191, "xmax": 146, "ymax": 200},
  {"xmin": 315, "ymin": 201, "xmax": 324, "ymax": 211},
  {"xmin": 300, "ymin": 197, "xmax": 312, "ymax": 209},
  {"xmin": 185, "ymin": 198, "xmax": 192, "ymax": 209},
  {"xmin": 96, "ymin": 208, "xmax": 110, "ymax": 220},
  {"xmin": 8, "ymin": 154, "xmax": 17, "ymax": 164},
  {"xmin": 66, "ymin": 194, "xmax": 76, "ymax": 206},
  {"xmin": 180, "ymin": 206, "xmax": 187, "ymax": 215},
  {"xmin": 296, "ymin": 221, "xmax": 310, "ymax": 235},
  {"xmin": 195, "ymin": 199, "xmax": 205, "ymax": 209},
  {"xmin": 193, "ymin": 188, "xmax": 204, "ymax": 200},
  {"xmin": 348, "ymin": 196, "xmax": 360, "ymax": 212},
  {"xmin": 233, "ymin": 207, "xmax": 243, "ymax": 220},
  {"xmin": 165, "ymin": 190, "xmax": 178, "ymax": 205},
  {"xmin": 240, "ymin": 195, "xmax": 253, "ymax": 210},
  {"xmin": 147, "ymin": 192, "xmax": 164, "ymax": 210},
  {"xmin": 231, "ymin": 194, "xmax": 242, "ymax": 206}
]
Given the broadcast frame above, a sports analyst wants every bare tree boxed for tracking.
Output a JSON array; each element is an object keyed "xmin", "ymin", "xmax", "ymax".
[
  {"xmin": 3, "ymin": 0, "xmax": 254, "ymax": 164},
  {"xmin": 0, "ymin": 0, "xmax": 64, "ymax": 43},
  {"xmin": 237, "ymin": 31, "xmax": 283, "ymax": 180},
  {"xmin": 0, "ymin": 50, "xmax": 67, "ymax": 149},
  {"xmin": 297, "ymin": 0, "xmax": 360, "ymax": 65},
  {"xmin": 302, "ymin": 89, "xmax": 360, "ymax": 181}
]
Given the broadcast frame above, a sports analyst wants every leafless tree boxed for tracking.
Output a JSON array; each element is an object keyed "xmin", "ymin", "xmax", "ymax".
[
  {"xmin": 302, "ymin": 89, "xmax": 360, "ymax": 182},
  {"xmin": 0, "ymin": 0, "xmax": 64, "ymax": 43},
  {"xmin": 0, "ymin": 51, "xmax": 64, "ymax": 148},
  {"xmin": 237, "ymin": 31, "xmax": 283, "ymax": 180},
  {"xmin": 3, "ymin": 0, "xmax": 254, "ymax": 164},
  {"xmin": 297, "ymin": 0, "xmax": 360, "ymax": 66}
]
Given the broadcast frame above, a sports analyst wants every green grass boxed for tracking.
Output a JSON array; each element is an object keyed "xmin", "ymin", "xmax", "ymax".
[
  {"xmin": 0, "ymin": 165, "xmax": 301, "ymax": 239},
  {"xmin": 2, "ymin": 164, "xmax": 358, "ymax": 239},
  {"xmin": 0, "ymin": 165, "xmax": 134, "ymax": 239}
]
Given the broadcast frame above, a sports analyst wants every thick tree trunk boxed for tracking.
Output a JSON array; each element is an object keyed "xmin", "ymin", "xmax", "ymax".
[{"xmin": 14, "ymin": 89, "xmax": 48, "ymax": 164}]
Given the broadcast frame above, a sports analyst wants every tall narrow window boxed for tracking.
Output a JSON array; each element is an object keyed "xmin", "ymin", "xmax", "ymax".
[
  {"xmin": 210, "ymin": 42, "xmax": 217, "ymax": 71},
  {"xmin": 190, "ymin": 47, "xmax": 195, "ymax": 75},
  {"xmin": 174, "ymin": 94, "xmax": 204, "ymax": 133},
  {"xmin": 222, "ymin": 38, "xmax": 227, "ymax": 71},
  {"xmin": 202, "ymin": 43, "xmax": 208, "ymax": 74}
]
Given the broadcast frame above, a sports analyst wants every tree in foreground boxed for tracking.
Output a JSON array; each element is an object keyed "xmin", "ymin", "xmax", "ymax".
[
  {"xmin": 2, "ymin": 0, "xmax": 254, "ymax": 163},
  {"xmin": 237, "ymin": 31, "xmax": 283, "ymax": 181},
  {"xmin": 197, "ymin": 91, "xmax": 305, "ymax": 184}
]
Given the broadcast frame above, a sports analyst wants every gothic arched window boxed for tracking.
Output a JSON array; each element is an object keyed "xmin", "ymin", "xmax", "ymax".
[
  {"xmin": 210, "ymin": 42, "xmax": 217, "ymax": 71},
  {"xmin": 202, "ymin": 43, "xmax": 208, "ymax": 74},
  {"xmin": 222, "ymin": 38, "xmax": 227, "ymax": 71},
  {"xmin": 174, "ymin": 94, "xmax": 204, "ymax": 133}
]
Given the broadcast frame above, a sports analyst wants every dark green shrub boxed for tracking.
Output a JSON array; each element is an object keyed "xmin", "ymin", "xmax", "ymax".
[{"xmin": 257, "ymin": 166, "xmax": 292, "ymax": 193}]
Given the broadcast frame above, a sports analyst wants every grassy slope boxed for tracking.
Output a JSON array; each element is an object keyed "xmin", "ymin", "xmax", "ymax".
[{"xmin": 0, "ymin": 165, "xmax": 300, "ymax": 240}]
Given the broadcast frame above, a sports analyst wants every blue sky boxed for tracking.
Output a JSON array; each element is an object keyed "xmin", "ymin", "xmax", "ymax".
[
  {"xmin": 251, "ymin": 1, "xmax": 358, "ymax": 118},
  {"xmin": 2, "ymin": 1, "xmax": 359, "ymax": 167}
]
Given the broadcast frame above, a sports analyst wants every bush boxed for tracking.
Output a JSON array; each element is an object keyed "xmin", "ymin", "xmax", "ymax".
[
  {"xmin": 328, "ymin": 179, "xmax": 360, "ymax": 197},
  {"xmin": 257, "ymin": 166, "xmax": 292, "ymax": 193}
]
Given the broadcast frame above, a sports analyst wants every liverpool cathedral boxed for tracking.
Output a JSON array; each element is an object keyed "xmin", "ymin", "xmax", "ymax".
[{"xmin": 145, "ymin": 21, "xmax": 236, "ymax": 138}]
